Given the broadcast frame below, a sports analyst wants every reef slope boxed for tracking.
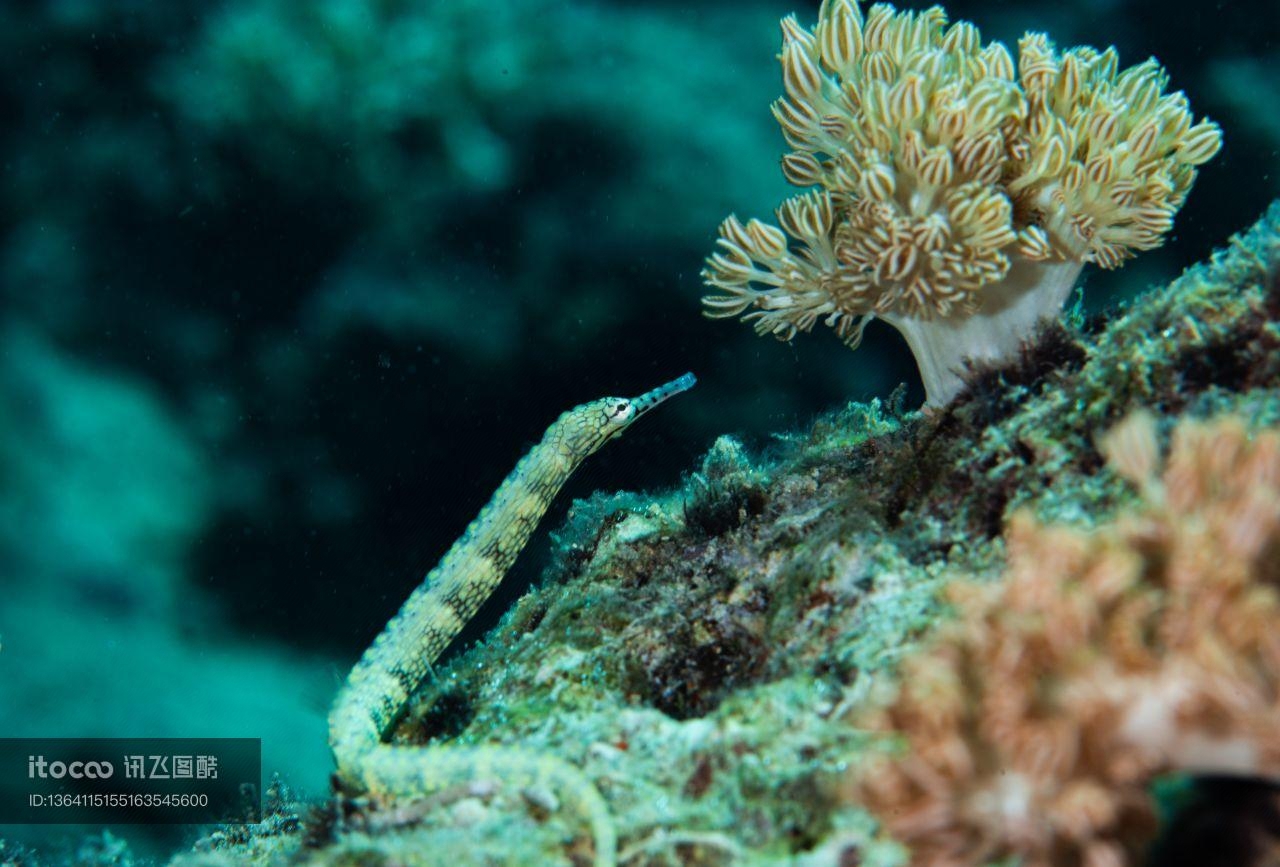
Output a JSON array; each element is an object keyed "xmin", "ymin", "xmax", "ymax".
[{"xmin": 179, "ymin": 201, "xmax": 1280, "ymax": 866}]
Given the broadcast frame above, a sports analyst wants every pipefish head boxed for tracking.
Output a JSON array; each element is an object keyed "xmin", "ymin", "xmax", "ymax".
[{"xmin": 566, "ymin": 372, "xmax": 697, "ymax": 455}]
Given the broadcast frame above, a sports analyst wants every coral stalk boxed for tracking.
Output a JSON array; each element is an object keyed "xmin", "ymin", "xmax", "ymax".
[{"xmin": 885, "ymin": 257, "xmax": 1084, "ymax": 403}]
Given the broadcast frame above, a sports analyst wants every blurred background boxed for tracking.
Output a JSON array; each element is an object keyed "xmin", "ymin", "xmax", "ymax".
[{"xmin": 0, "ymin": 0, "xmax": 1274, "ymax": 858}]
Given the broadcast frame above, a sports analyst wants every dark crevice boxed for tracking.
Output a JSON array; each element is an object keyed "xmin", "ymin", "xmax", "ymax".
[{"xmin": 414, "ymin": 689, "xmax": 477, "ymax": 743}]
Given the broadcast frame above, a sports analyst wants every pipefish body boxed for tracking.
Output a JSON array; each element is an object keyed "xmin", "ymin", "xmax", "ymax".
[{"xmin": 328, "ymin": 372, "xmax": 697, "ymax": 867}]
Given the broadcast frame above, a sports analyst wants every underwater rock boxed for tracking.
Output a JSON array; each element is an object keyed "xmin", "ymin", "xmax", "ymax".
[
  {"xmin": 178, "ymin": 193, "xmax": 1279, "ymax": 864},
  {"xmin": 0, "ymin": 327, "xmax": 335, "ymax": 856},
  {"xmin": 0, "ymin": 324, "xmax": 210, "ymax": 611}
]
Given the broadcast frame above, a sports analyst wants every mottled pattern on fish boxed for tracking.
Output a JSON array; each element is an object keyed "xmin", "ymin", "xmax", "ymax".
[{"xmin": 328, "ymin": 373, "xmax": 696, "ymax": 867}]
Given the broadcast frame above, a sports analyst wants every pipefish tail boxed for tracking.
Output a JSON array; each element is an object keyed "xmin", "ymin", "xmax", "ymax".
[{"xmin": 328, "ymin": 372, "xmax": 697, "ymax": 867}]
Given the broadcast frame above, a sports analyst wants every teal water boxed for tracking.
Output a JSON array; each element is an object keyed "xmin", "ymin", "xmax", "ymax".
[{"xmin": 0, "ymin": 0, "xmax": 1275, "ymax": 862}]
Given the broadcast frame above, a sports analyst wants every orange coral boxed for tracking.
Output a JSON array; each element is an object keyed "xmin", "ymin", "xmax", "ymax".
[
  {"xmin": 702, "ymin": 0, "xmax": 1221, "ymax": 405},
  {"xmin": 851, "ymin": 411, "xmax": 1280, "ymax": 866}
]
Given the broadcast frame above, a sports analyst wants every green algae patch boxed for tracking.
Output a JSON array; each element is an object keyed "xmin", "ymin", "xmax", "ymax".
[{"xmin": 181, "ymin": 202, "xmax": 1280, "ymax": 867}]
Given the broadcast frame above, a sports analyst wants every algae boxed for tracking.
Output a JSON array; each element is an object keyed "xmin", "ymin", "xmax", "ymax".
[{"xmin": 162, "ymin": 201, "xmax": 1280, "ymax": 866}]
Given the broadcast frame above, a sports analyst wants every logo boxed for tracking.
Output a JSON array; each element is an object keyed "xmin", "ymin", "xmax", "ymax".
[{"xmin": 27, "ymin": 755, "xmax": 114, "ymax": 779}]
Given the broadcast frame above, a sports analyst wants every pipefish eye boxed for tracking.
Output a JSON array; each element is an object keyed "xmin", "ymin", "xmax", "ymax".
[{"xmin": 610, "ymin": 401, "xmax": 633, "ymax": 421}]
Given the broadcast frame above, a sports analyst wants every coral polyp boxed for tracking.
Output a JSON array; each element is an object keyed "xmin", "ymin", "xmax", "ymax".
[
  {"xmin": 851, "ymin": 410, "xmax": 1280, "ymax": 866},
  {"xmin": 702, "ymin": 0, "xmax": 1222, "ymax": 405}
]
